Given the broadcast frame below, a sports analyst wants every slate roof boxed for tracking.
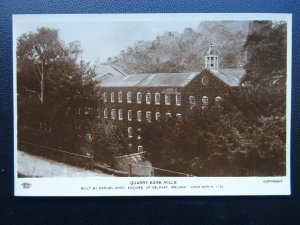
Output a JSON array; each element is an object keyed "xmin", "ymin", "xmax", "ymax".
[
  {"xmin": 100, "ymin": 72, "xmax": 200, "ymax": 88},
  {"xmin": 212, "ymin": 68, "xmax": 245, "ymax": 87},
  {"xmin": 95, "ymin": 65, "xmax": 127, "ymax": 81},
  {"xmin": 97, "ymin": 66, "xmax": 245, "ymax": 88}
]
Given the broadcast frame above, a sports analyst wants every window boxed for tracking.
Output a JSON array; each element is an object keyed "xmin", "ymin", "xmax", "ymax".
[
  {"xmin": 176, "ymin": 113, "xmax": 182, "ymax": 119},
  {"xmin": 202, "ymin": 96, "xmax": 208, "ymax": 109},
  {"xmin": 202, "ymin": 76, "xmax": 209, "ymax": 85},
  {"xmin": 155, "ymin": 93, "xmax": 160, "ymax": 105},
  {"xmin": 118, "ymin": 109, "xmax": 123, "ymax": 120},
  {"xmin": 165, "ymin": 94, "xmax": 171, "ymax": 105},
  {"xmin": 215, "ymin": 96, "xmax": 222, "ymax": 102},
  {"xmin": 146, "ymin": 92, "xmax": 151, "ymax": 104},
  {"xmin": 166, "ymin": 112, "xmax": 172, "ymax": 118},
  {"xmin": 127, "ymin": 92, "xmax": 132, "ymax": 103},
  {"xmin": 111, "ymin": 109, "xmax": 116, "ymax": 119},
  {"xmin": 138, "ymin": 145, "xmax": 143, "ymax": 153},
  {"xmin": 118, "ymin": 91, "xmax": 123, "ymax": 103},
  {"xmin": 176, "ymin": 94, "xmax": 181, "ymax": 106},
  {"xmin": 146, "ymin": 111, "xmax": 151, "ymax": 122},
  {"xmin": 189, "ymin": 96, "xmax": 196, "ymax": 108},
  {"xmin": 137, "ymin": 135, "xmax": 142, "ymax": 140},
  {"xmin": 111, "ymin": 92, "xmax": 115, "ymax": 102},
  {"xmin": 137, "ymin": 110, "xmax": 142, "ymax": 122},
  {"xmin": 85, "ymin": 134, "xmax": 92, "ymax": 142},
  {"xmin": 155, "ymin": 112, "xmax": 161, "ymax": 120},
  {"xmin": 104, "ymin": 108, "xmax": 108, "ymax": 119},
  {"xmin": 137, "ymin": 92, "xmax": 142, "ymax": 104},
  {"xmin": 128, "ymin": 143, "xmax": 133, "ymax": 151},
  {"xmin": 103, "ymin": 92, "xmax": 107, "ymax": 102},
  {"xmin": 128, "ymin": 127, "xmax": 133, "ymax": 138},
  {"xmin": 84, "ymin": 107, "xmax": 90, "ymax": 115},
  {"xmin": 128, "ymin": 110, "xmax": 132, "ymax": 121}
]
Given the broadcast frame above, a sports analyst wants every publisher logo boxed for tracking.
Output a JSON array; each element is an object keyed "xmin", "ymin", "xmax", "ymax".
[{"xmin": 21, "ymin": 182, "xmax": 32, "ymax": 189}]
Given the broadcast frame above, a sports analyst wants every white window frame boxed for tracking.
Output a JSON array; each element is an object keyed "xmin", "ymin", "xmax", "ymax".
[
  {"xmin": 127, "ymin": 91, "xmax": 132, "ymax": 103},
  {"xmin": 128, "ymin": 127, "xmax": 133, "ymax": 138},
  {"xmin": 146, "ymin": 92, "xmax": 151, "ymax": 104},
  {"xmin": 128, "ymin": 110, "xmax": 132, "ymax": 121},
  {"xmin": 165, "ymin": 94, "xmax": 171, "ymax": 105},
  {"xmin": 111, "ymin": 109, "xmax": 116, "ymax": 120},
  {"xmin": 137, "ymin": 135, "xmax": 142, "ymax": 140},
  {"xmin": 202, "ymin": 96, "xmax": 208, "ymax": 108},
  {"xmin": 189, "ymin": 96, "xmax": 196, "ymax": 108},
  {"xmin": 137, "ymin": 92, "xmax": 142, "ymax": 104},
  {"xmin": 155, "ymin": 93, "xmax": 160, "ymax": 105},
  {"xmin": 118, "ymin": 109, "xmax": 123, "ymax": 120},
  {"xmin": 166, "ymin": 112, "xmax": 172, "ymax": 118},
  {"xmin": 103, "ymin": 92, "xmax": 107, "ymax": 103},
  {"xmin": 176, "ymin": 94, "xmax": 181, "ymax": 106},
  {"xmin": 104, "ymin": 108, "xmax": 108, "ymax": 119},
  {"xmin": 176, "ymin": 113, "xmax": 182, "ymax": 119},
  {"xmin": 111, "ymin": 92, "xmax": 115, "ymax": 103},
  {"xmin": 118, "ymin": 91, "xmax": 123, "ymax": 103},
  {"xmin": 137, "ymin": 110, "xmax": 142, "ymax": 122},
  {"xmin": 215, "ymin": 96, "xmax": 222, "ymax": 102},
  {"xmin": 138, "ymin": 145, "xmax": 143, "ymax": 153},
  {"xmin": 155, "ymin": 112, "xmax": 161, "ymax": 120},
  {"xmin": 146, "ymin": 111, "xmax": 151, "ymax": 122}
]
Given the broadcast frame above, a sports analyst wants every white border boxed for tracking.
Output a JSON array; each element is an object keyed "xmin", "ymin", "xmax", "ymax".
[{"xmin": 13, "ymin": 13, "xmax": 292, "ymax": 196}]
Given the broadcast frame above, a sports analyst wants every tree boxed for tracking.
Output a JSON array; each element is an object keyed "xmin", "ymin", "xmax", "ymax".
[
  {"xmin": 17, "ymin": 28, "xmax": 66, "ymax": 104},
  {"xmin": 90, "ymin": 120, "xmax": 129, "ymax": 164},
  {"xmin": 17, "ymin": 27, "xmax": 101, "ymax": 153},
  {"xmin": 221, "ymin": 53, "xmax": 237, "ymax": 68},
  {"xmin": 108, "ymin": 21, "xmax": 248, "ymax": 74}
]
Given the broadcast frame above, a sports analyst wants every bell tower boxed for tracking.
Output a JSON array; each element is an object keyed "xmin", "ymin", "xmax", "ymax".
[{"xmin": 205, "ymin": 43, "xmax": 219, "ymax": 71}]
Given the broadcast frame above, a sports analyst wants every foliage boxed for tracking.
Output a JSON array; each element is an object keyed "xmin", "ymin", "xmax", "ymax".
[
  {"xmin": 108, "ymin": 21, "xmax": 248, "ymax": 73},
  {"xmin": 90, "ymin": 120, "xmax": 130, "ymax": 164},
  {"xmin": 17, "ymin": 27, "xmax": 101, "ymax": 153},
  {"xmin": 142, "ymin": 21, "xmax": 287, "ymax": 176}
]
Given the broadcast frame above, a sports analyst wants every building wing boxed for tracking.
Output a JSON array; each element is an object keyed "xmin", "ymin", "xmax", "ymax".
[
  {"xmin": 100, "ymin": 72, "xmax": 200, "ymax": 88},
  {"xmin": 95, "ymin": 64, "xmax": 128, "ymax": 81}
]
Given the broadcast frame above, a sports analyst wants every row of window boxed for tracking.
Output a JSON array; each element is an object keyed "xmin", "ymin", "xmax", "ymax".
[
  {"xmin": 127, "ymin": 127, "xmax": 143, "ymax": 139},
  {"xmin": 128, "ymin": 143, "xmax": 144, "ymax": 153},
  {"xmin": 104, "ymin": 108, "xmax": 181, "ymax": 121},
  {"xmin": 189, "ymin": 96, "xmax": 208, "ymax": 109},
  {"xmin": 103, "ymin": 91, "xmax": 182, "ymax": 106},
  {"xmin": 103, "ymin": 91, "xmax": 211, "ymax": 108}
]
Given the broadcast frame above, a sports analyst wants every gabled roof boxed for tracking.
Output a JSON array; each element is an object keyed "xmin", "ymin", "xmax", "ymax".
[
  {"xmin": 212, "ymin": 68, "xmax": 245, "ymax": 87},
  {"xmin": 100, "ymin": 72, "xmax": 200, "ymax": 88},
  {"xmin": 95, "ymin": 64, "xmax": 127, "ymax": 81},
  {"xmin": 98, "ymin": 66, "xmax": 245, "ymax": 88}
]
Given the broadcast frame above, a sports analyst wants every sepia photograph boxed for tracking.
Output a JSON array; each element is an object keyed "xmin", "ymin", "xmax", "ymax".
[{"xmin": 13, "ymin": 13, "xmax": 291, "ymax": 196}]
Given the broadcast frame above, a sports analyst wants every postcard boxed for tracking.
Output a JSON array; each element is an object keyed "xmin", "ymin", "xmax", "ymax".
[{"xmin": 14, "ymin": 13, "xmax": 291, "ymax": 196}]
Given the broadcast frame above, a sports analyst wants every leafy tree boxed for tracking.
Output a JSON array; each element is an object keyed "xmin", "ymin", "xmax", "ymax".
[
  {"xmin": 221, "ymin": 53, "xmax": 237, "ymax": 68},
  {"xmin": 90, "ymin": 120, "xmax": 129, "ymax": 164},
  {"xmin": 17, "ymin": 28, "xmax": 65, "ymax": 104},
  {"xmin": 109, "ymin": 21, "xmax": 248, "ymax": 73},
  {"xmin": 17, "ymin": 27, "xmax": 101, "ymax": 153}
]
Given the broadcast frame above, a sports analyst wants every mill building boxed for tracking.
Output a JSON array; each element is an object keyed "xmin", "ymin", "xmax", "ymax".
[{"xmin": 96, "ymin": 44, "xmax": 245, "ymax": 153}]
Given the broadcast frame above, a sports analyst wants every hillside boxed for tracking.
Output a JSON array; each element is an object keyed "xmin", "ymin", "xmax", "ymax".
[{"xmin": 107, "ymin": 21, "xmax": 249, "ymax": 73}]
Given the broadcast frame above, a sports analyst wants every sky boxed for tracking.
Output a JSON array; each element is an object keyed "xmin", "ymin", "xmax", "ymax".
[
  {"xmin": 13, "ymin": 14, "xmax": 288, "ymax": 64},
  {"xmin": 14, "ymin": 15, "xmax": 201, "ymax": 63}
]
